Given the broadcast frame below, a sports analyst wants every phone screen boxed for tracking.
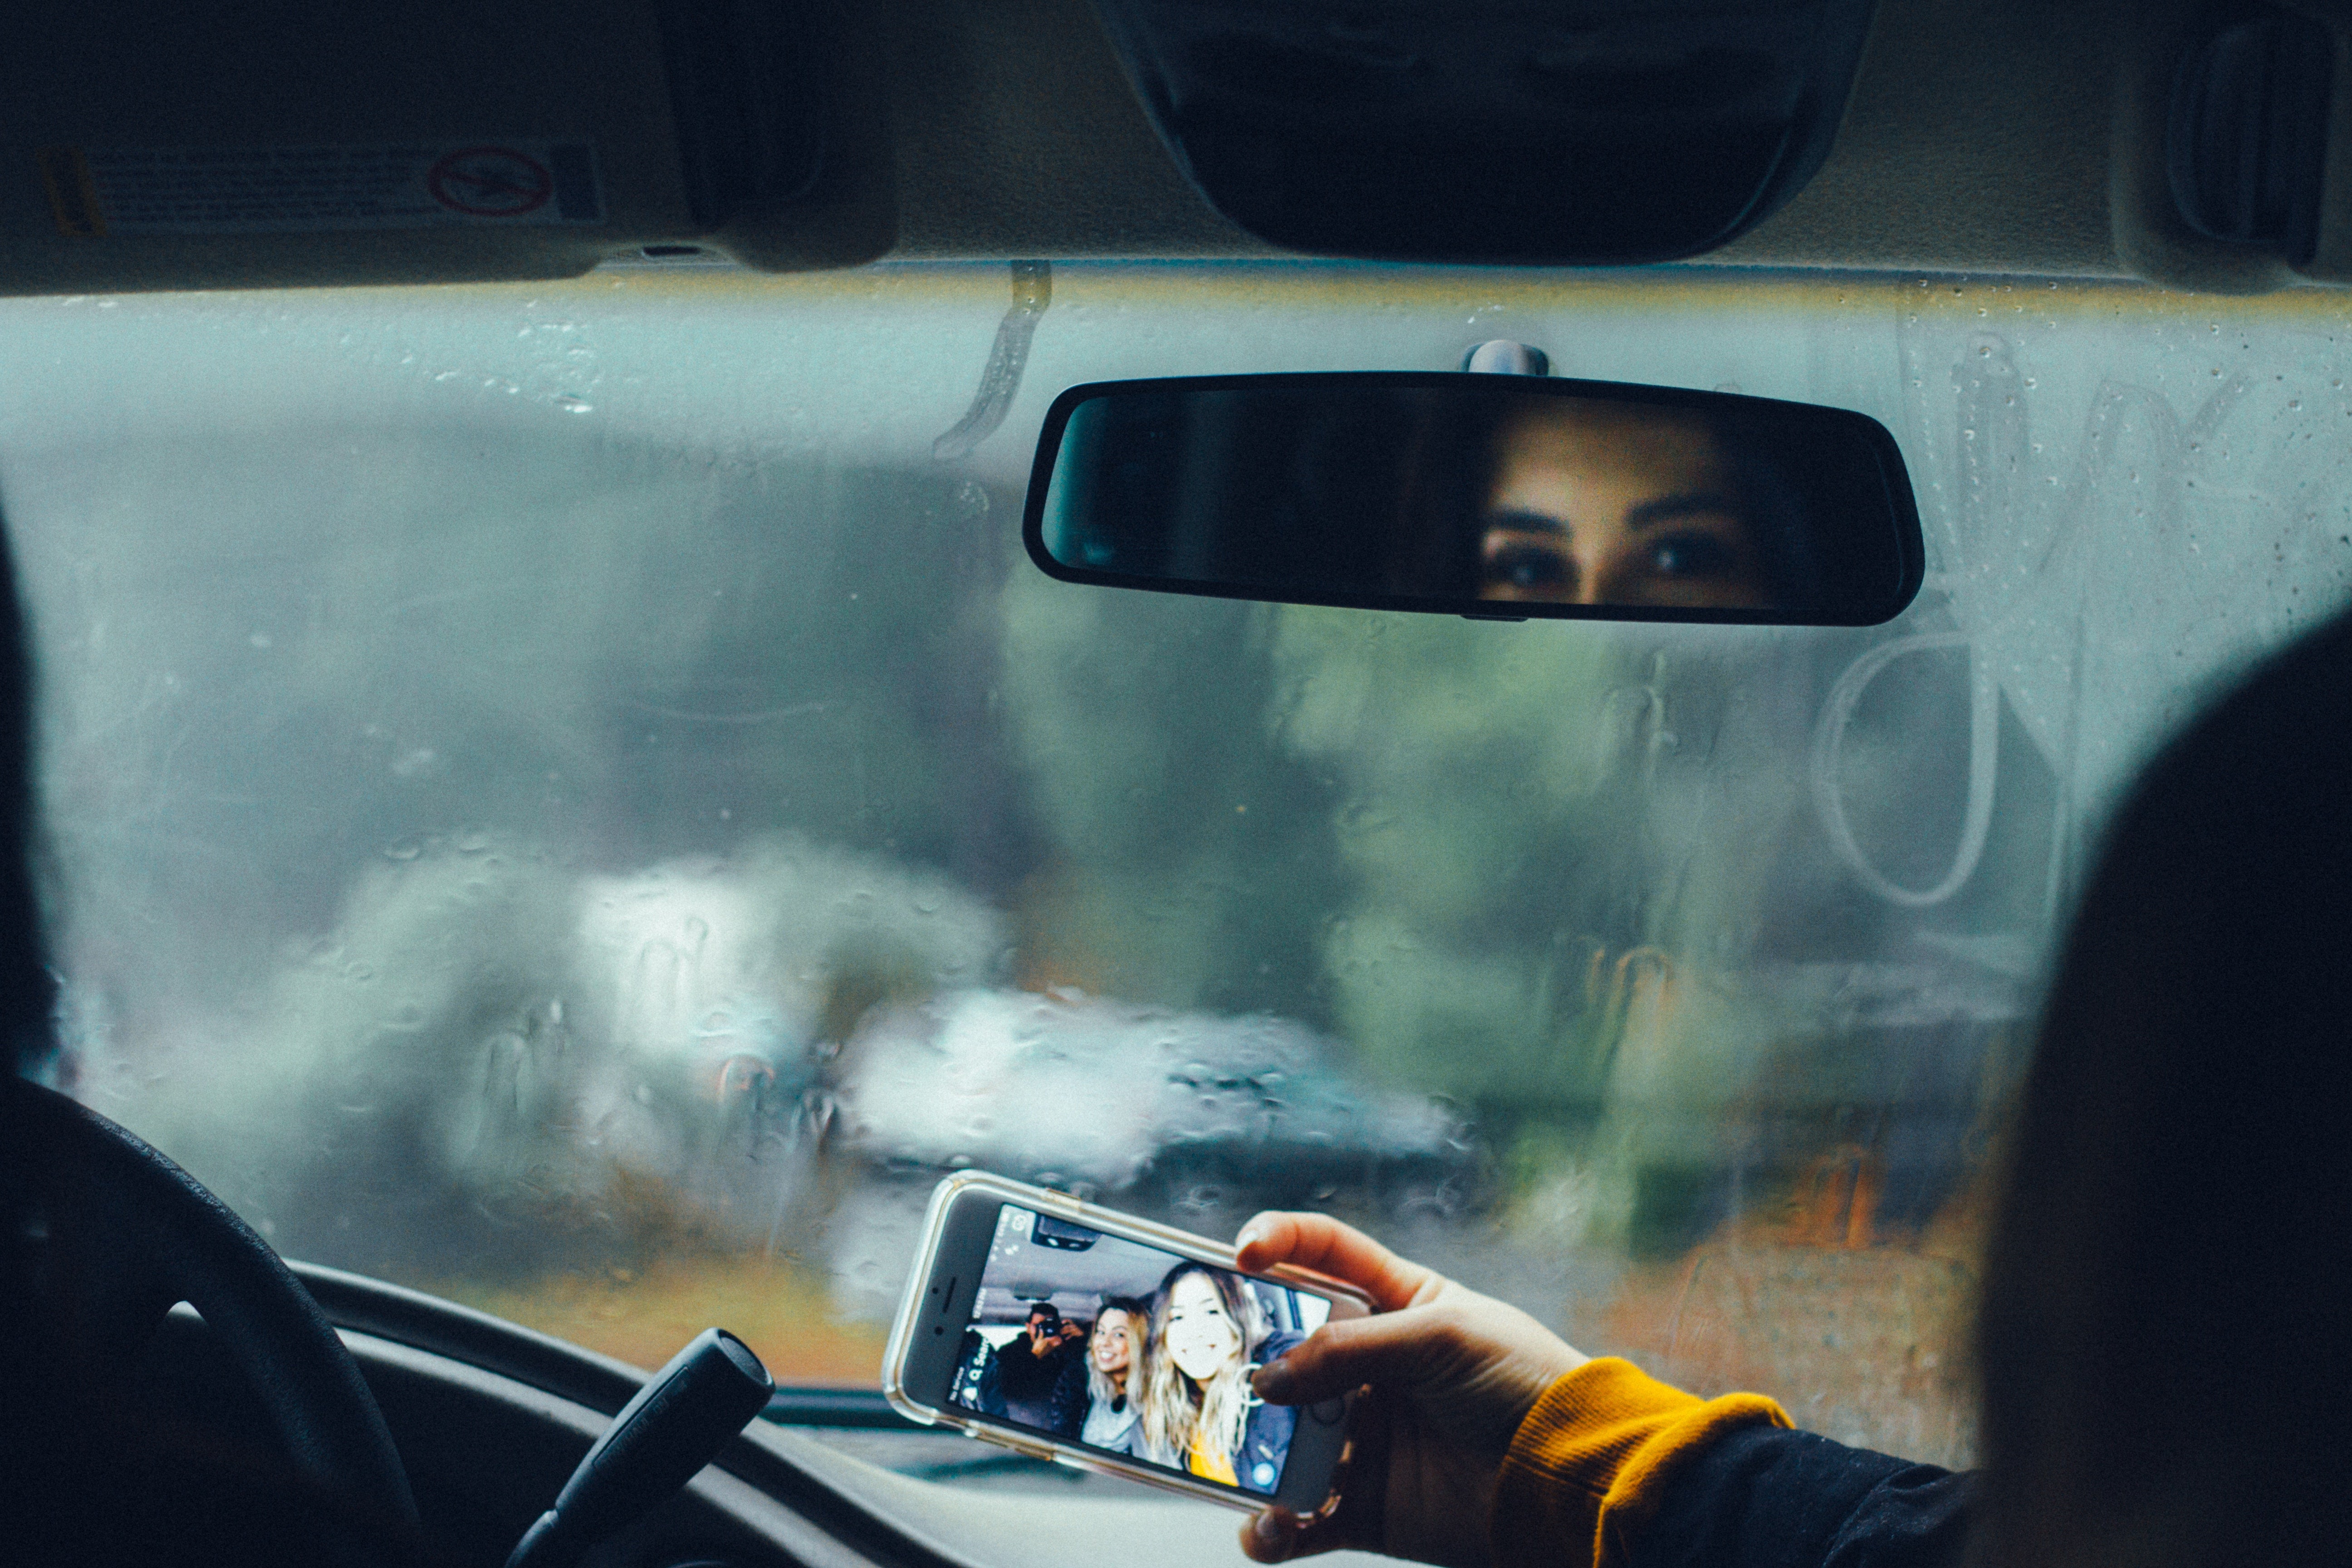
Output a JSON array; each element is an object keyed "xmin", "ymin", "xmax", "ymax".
[{"xmin": 943, "ymin": 1202, "xmax": 1333, "ymax": 1496}]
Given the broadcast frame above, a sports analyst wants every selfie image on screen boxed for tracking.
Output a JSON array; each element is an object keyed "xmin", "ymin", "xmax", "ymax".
[{"xmin": 945, "ymin": 1205, "xmax": 1333, "ymax": 1494}]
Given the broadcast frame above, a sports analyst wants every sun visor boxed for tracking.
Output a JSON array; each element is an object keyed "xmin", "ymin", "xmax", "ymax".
[
  {"xmin": 1084, "ymin": 0, "xmax": 1882, "ymax": 265},
  {"xmin": 0, "ymin": 0, "xmax": 892, "ymax": 294},
  {"xmin": 2113, "ymin": 0, "xmax": 2352, "ymax": 294}
]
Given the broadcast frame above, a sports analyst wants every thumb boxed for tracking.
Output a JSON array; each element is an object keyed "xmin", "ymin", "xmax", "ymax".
[{"xmin": 1253, "ymin": 1307, "xmax": 1463, "ymax": 1406}]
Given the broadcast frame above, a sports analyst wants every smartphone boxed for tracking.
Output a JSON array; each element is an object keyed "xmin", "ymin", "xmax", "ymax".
[{"xmin": 883, "ymin": 1171, "xmax": 1370, "ymax": 1514}]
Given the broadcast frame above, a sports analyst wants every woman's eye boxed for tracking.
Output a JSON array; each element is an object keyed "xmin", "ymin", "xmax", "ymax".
[
  {"xmin": 1648, "ymin": 533, "xmax": 1737, "ymax": 578},
  {"xmin": 1486, "ymin": 542, "xmax": 1570, "ymax": 588}
]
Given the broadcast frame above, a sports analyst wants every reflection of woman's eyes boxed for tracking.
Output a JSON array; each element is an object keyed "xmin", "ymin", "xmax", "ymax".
[
  {"xmin": 1645, "ymin": 533, "xmax": 1738, "ymax": 578},
  {"xmin": 1486, "ymin": 542, "xmax": 1571, "ymax": 588}
]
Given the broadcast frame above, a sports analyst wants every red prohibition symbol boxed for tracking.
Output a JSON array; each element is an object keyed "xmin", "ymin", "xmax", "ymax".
[{"xmin": 426, "ymin": 147, "xmax": 553, "ymax": 217}]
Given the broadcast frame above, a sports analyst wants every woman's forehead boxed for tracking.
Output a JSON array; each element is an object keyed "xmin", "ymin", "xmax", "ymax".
[
  {"xmin": 1501, "ymin": 398, "xmax": 1713, "ymax": 446},
  {"xmin": 1492, "ymin": 404, "xmax": 1727, "ymax": 493}
]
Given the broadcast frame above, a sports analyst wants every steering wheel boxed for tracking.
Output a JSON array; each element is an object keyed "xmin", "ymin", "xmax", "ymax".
[{"xmin": 4, "ymin": 1077, "xmax": 420, "ymax": 1564}]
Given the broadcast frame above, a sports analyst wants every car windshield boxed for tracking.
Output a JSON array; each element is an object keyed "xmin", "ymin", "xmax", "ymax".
[{"xmin": 4, "ymin": 262, "xmax": 2342, "ymax": 1472}]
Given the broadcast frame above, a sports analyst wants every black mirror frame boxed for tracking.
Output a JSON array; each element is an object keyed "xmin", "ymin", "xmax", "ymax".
[{"xmin": 1021, "ymin": 372, "xmax": 1926, "ymax": 627}]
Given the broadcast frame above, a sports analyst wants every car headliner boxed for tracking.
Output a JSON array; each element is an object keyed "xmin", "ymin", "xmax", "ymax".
[
  {"xmin": 6, "ymin": 0, "xmax": 2337, "ymax": 294},
  {"xmin": 869, "ymin": 0, "xmax": 2126, "ymax": 276}
]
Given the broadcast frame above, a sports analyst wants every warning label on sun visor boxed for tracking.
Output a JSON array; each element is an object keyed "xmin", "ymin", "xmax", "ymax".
[{"xmin": 39, "ymin": 142, "xmax": 604, "ymax": 237}]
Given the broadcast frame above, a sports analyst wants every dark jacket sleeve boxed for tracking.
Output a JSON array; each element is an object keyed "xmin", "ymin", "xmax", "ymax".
[
  {"xmin": 973, "ymin": 1339, "xmax": 1006, "ymax": 1417},
  {"xmin": 1234, "ymin": 1329, "xmax": 1307, "ymax": 1494},
  {"xmin": 1490, "ymin": 1358, "xmax": 1969, "ymax": 1568},
  {"xmin": 1626, "ymin": 1425, "xmax": 1970, "ymax": 1568},
  {"xmin": 1044, "ymin": 1349, "xmax": 1090, "ymax": 1439}
]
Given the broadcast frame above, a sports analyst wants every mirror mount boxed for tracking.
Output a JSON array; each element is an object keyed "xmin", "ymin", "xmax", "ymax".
[{"xmin": 1461, "ymin": 340, "xmax": 1550, "ymax": 377}]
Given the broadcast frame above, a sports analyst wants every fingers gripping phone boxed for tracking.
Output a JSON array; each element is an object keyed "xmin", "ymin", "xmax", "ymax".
[{"xmin": 884, "ymin": 1173, "xmax": 1368, "ymax": 1514}]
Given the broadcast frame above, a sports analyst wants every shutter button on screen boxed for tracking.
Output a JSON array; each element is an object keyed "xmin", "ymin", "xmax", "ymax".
[{"xmin": 1308, "ymin": 1396, "xmax": 1346, "ymax": 1425}]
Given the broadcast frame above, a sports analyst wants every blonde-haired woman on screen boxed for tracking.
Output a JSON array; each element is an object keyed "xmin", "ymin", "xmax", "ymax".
[
  {"xmin": 1081, "ymin": 1294, "xmax": 1152, "ymax": 1456},
  {"xmin": 1140, "ymin": 1262, "xmax": 1303, "ymax": 1495}
]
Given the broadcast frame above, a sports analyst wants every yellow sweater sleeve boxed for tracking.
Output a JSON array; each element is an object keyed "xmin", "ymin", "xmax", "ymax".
[{"xmin": 1490, "ymin": 1358, "xmax": 1792, "ymax": 1568}]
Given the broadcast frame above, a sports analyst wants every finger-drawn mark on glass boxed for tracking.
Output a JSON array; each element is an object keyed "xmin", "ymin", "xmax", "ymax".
[
  {"xmin": 933, "ymin": 261, "xmax": 1053, "ymax": 461},
  {"xmin": 1594, "ymin": 652, "xmax": 1676, "ymax": 784},
  {"xmin": 1586, "ymin": 945, "xmax": 1674, "ymax": 1088},
  {"xmin": 1812, "ymin": 632, "xmax": 1999, "ymax": 907}
]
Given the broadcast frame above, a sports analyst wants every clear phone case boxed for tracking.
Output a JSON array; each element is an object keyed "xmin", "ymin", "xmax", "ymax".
[{"xmin": 881, "ymin": 1170, "xmax": 1369, "ymax": 1514}]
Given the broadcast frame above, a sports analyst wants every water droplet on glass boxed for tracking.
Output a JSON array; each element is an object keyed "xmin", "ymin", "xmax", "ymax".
[
  {"xmin": 556, "ymin": 394, "xmax": 593, "ymax": 414},
  {"xmin": 384, "ymin": 838, "xmax": 422, "ymax": 861}
]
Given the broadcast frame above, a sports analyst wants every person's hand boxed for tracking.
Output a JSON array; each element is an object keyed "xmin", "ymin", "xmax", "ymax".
[{"xmin": 1234, "ymin": 1212, "xmax": 1588, "ymax": 1568}]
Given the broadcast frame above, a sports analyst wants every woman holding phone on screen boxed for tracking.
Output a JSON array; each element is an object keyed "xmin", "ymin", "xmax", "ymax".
[{"xmin": 1141, "ymin": 1263, "xmax": 1303, "ymax": 1494}]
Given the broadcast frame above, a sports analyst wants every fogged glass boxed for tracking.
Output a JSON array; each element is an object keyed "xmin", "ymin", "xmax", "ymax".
[
  {"xmin": 3, "ymin": 267, "xmax": 2346, "ymax": 1475},
  {"xmin": 1037, "ymin": 379, "xmax": 1918, "ymax": 621}
]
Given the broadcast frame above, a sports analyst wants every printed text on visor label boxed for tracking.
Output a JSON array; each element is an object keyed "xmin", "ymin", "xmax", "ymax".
[{"xmin": 39, "ymin": 142, "xmax": 604, "ymax": 237}]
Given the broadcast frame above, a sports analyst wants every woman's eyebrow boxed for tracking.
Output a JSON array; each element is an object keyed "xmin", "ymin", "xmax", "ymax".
[
  {"xmin": 1483, "ymin": 507, "xmax": 1567, "ymax": 536},
  {"xmin": 1625, "ymin": 491, "xmax": 1741, "ymax": 531}
]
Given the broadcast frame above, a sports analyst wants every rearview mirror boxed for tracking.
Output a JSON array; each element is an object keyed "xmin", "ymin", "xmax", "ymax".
[{"xmin": 1023, "ymin": 374, "xmax": 1923, "ymax": 625}]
